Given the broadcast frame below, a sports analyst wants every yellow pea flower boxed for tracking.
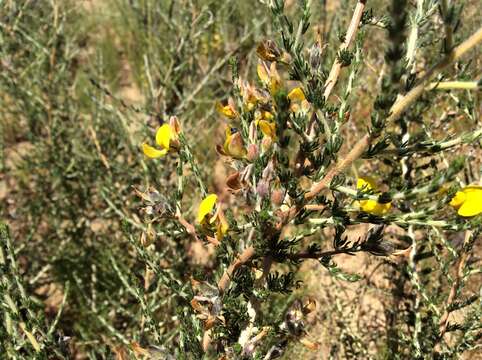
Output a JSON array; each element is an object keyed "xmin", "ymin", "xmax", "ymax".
[
  {"xmin": 216, "ymin": 127, "xmax": 247, "ymax": 159},
  {"xmin": 254, "ymin": 109, "xmax": 276, "ymax": 142},
  {"xmin": 449, "ymin": 185, "xmax": 482, "ymax": 217},
  {"xmin": 238, "ymin": 80, "xmax": 269, "ymax": 111},
  {"xmin": 197, "ymin": 194, "xmax": 218, "ymax": 224},
  {"xmin": 257, "ymin": 62, "xmax": 282, "ymax": 94},
  {"xmin": 142, "ymin": 122, "xmax": 180, "ymax": 159},
  {"xmin": 255, "ymin": 110, "xmax": 274, "ymax": 122},
  {"xmin": 256, "ymin": 119, "xmax": 277, "ymax": 141},
  {"xmin": 287, "ymin": 87, "xmax": 305, "ymax": 102},
  {"xmin": 356, "ymin": 177, "xmax": 391, "ymax": 216},
  {"xmin": 216, "ymin": 100, "xmax": 237, "ymax": 119},
  {"xmin": 288, "ymin": 87, "xmax": 310, "ymax": 113},
  {"xmin": 197, "ymin": 194, "xmax": 229, "ymax": 241},
  {"xmin": 214, "ymin": 208, "xmax": 229, "ymax": 241}
]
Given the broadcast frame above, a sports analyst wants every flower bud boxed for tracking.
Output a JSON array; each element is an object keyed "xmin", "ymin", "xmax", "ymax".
[
  {"xmin": 309, "ymin": 42, "xmax": 323, "ymax": 70},
  {"xmin": 261, "ymin": 136, "xmax": 273, "ymax": 151},
  {"xmin": 249, "ymin": 120, "xmax": 257, "ymax": 143},
  {"xmin": 271, "ymin": 189, "xmax": 284, "ymax": 206},
  {"xmin": 169, "ymin": 115, "xmax": 181, "ymax": 133},
  {"xmin": 247, "ymin": 144, "xmax": 259, "ymax": 162}
]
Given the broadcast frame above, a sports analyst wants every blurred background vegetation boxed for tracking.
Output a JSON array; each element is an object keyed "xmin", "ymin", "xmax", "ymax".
[{"xmin": 1, "ymin": 0, "xmax": 480, "ymax": 358}]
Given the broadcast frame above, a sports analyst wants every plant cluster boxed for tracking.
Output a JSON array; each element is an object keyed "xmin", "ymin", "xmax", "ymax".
[{"xmin": 133, "ymin": 0, "xmax": 481, "ymax": 358}]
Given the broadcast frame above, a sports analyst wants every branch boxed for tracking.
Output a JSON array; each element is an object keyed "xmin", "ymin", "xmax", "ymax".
[
  {"xmin": 287, "ymin": 248, "xmax": 355, "ymax": 260},
  {"xmin": 438, "ymin": 230, "xmax": 472, "ymax": 337},
  {"xmin": 427, "ymin": 81, "xmax": 479, "ymax": 90},
  {"xmin": 323, "ymin": 0, "xmax": 367, "ymax": 100},
  {"xmin": 217, "ymin": 246, "xmax": 256, "ymax": 294},
  {"xmin": 176, "ymin": 215, "xmax": 219, "ymax": 246}
]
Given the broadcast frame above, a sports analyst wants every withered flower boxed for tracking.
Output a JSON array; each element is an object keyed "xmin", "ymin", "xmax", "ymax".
[{"xmin": 256, "ymin": 40, "xmax": 282, "ymax": 62}]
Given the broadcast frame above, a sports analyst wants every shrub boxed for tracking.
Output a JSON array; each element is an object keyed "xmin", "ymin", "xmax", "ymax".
[{"xmin": 1, "ymin": 0, "xmax": 481, "ymax": 359}]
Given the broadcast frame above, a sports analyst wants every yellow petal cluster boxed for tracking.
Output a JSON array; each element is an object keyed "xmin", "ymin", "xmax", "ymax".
[
  {"xmin": 449, "ymin": 185, "xmax": 482, "ymax": 217},
  {"xmin": 288, "ymin": 87, "xmax": 310, "ymax": 113},
  {"xmin": 257, "ymin": 62, "xmax": 282, "ymax": 94},
  {"xmin": 216, "ymin": 127, "xmax": 247, "ymax": 159},
  {"xmin": 142, "ymin": 122, "xmax": 180, "ymax": 159},
  {"xmin": 216, "ymin": 101, "xmax": 237, "ymax": 119},
  {"xmin": 356, "ymin": 177, "xmax": 391, "ymax": 216},
  {"xmin": 238, "ymin": 81, "xmax": 267, "ymax": 111},
  {"xmin": 197, "ymin": 194, "xmax": 229, "ymax": 240},
  {"xmin": 253, "ymin": 110, "xmax": 276, "ymax": 143},
  {"xmin": 256, "ymin": 120, "xmax": 277, "ymax": 141}
]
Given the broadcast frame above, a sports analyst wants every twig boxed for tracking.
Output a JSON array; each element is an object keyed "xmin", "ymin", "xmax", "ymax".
[
  {"xmin": 440, "ymin": 0, "xmax": 454, "ymax": 53},
  {"xmin": 438, "ymin": 230, "xmax": 472, "ymax": 337},
  {"xmin": 217, "ymin": 246, "xmax": 256, "ymax": 295},
  {"xmin": 176, "ymin": 214, "xmax": 219, "ymax": 246},
  {"xmin": 286, "ymin": 248, "xmax": 358, "ymax": 260},
  {"xmin": 323, "ymin": 0, "xmax": 367, "ymax": 101},
  {"xmin": 307, "ymin": 0, "xmax": 366, "ymax": 138},
  {"xmin": 427, "ymin": 81, "xmax": 479, "ymax": 90}
]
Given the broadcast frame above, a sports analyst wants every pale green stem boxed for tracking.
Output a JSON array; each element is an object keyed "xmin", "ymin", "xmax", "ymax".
[{"xmin": 427, "ymin": 81, "xmax": 479, "ymax": 90}]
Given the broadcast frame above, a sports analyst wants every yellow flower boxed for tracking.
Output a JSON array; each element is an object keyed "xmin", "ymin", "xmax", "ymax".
[
  {"xmin": 287, "ymin": 87, "xmax": 305, "ymax": 102},
  {"xmin": 197, "ymin": 194, "xmax": 218, "ymax": 224},
  {"xmin": 238, "ymin": 80, "xmax": 268, "ymax": 111},
  {"xmin": 288, "ymin": 87, "xmax": 310, "ymax": 113},
  {"xmin": 356, "ymin": 177, "xmax": 391, "ymax": 216},
  {"xmin": 256, "ymin": 119, "xmax": 277, "ymax": 141},
  {"xmin": 214, "ymin": 208, "xmax": 229, "ymax": 241},
  {"xmin": 449, "ymin": 185, "xmax": 482, "ymax": 217},
  {"xmin": 142, "ymin": 122, "xmax": 180, "ymax": 158},
  {"xmin": 254, "ymin": 110, "xmax": 276, "ymax": 142},
  {"xmin": 216, "ymin": 100, "xmax": 237, "ymax": 119},
  {"xmin": 255, "ymin": 110, "xmax": 274, "ymax": 122},
  {"xmin": 216, "ymin": 127, "xmax": 247, "ymax": 159},
  {"xmin": 257, "ymin": 62, "xmax": 282, "ymax": 94},
  {"xmin": 197, "ymin": 194, "xmax": 229, "ymax": 240}
]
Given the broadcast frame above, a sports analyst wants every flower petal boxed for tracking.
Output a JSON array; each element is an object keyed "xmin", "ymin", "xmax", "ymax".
[
  {"xmin": 142, "ymin": 143, "xmax": 168, "ymax": 158},
  {"xmin": 457, "ymin": 190, "xmax": 482, "ymax": 217},
  {"xmin": 215, "ymin": 209, "xmax": 229, "ymax": 241},
  {"xmin": 256, "ymin": 40, "xmax": 281, "ymax": 62},
  {"xmin": 360, "ymin": 200, "xmax": 391, "ymax": 216},
  {"xmin": 257, "ymin": 120, "xmax": 276, "ymax": 140},
  {"xmin": 269, "ymin": 62, "xmax": 282, "ymax": 94},
  {"xmin": 155, "ymin": 124, "xmax": 171, "ymax": 150},
  {"xmin": 257, "ymin": 63, "xmax": 269, "ymax": 85},
  {"xmin": 288, "ymin": 87, "xmax": 306, "ymax": 102},
  {"xmin": 227, "ymin": 132, "xmax": 247, "ymax": 158},
  {"xmin": 216, "ymin": 102, "xmax": 237, "ymax": 119},
  {"xmin": 449, "ymin": 191, "xmax": 466, "ymax": 208},
  {"xmin": 357, "ymin": 177, "xmax": 377, "ymax": 192},
  {"xmin": 197, "ymin": 194, "xmax": 218, "ymax": 224},
  {"xmin": 462, "ymin": 185, "xmax": 482, "ymax": 193}
]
